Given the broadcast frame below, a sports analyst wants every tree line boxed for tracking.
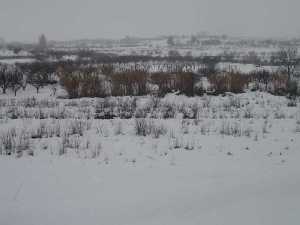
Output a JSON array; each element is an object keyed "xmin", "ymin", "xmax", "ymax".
[{"xmin": 0, "ymin": 46, "xmax": 299, "ymax": 98}]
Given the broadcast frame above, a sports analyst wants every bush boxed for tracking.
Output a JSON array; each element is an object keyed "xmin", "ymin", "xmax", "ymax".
[
  {"xmin": 134, "ymin": 118, "xmax": 167, "ymax": 138},
  {"xmin": 135, "ymin": 118, "xmax": 148, "ymax": 136},
  {"xmin": 0, "ymin": 128, "xmax": 30, "ymax": 156},
  {"xmin": 59, "ymin": 67, "xmax": 107, "ymax": 98},
  {"xmin": 0, "ymin": 128, "xmax": 16, "ymax": 155},
  {"xmin": 68, "ymin": 119, "xmax": 91, "ymax": 136},
  {"xmin": 286, "ymin": 81, "xmax": 298, "ymax": 96},
  {"xmin": 208, "ymin": 72, "xmax": 249, "ymax": 94},
  {"xmin": 111, "ymin": 71, "xmax": 148, "ymax": 96}
]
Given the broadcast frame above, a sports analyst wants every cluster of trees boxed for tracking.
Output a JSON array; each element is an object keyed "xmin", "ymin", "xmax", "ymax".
[
  {"xmin": 207, "ymin": 72, "xmax": 249, "ymax": 94},
  {"xmin": 0, "ymin": 64, "xmax": 24, "ymax": 96},
  {"xmin": 58, "ymin": 64, "xmax": 196, "ymax": 98},
  {"xmin": 58, "ymin": 61, "xmax": 292, "ymax": 98},
  {"xmin": 0, "ymin": 62, "xmax": 57, "ymax": 96},
  {"xmin": 59, "ymin": 66, "xmax": 108, "ymax": 98},
  {"xmin": 249, "ymin": 70, "xmax": 298, "ymax": 96},
  {"xmin": 0, "ymin": 46, "xmax": 298, "ymax": 98},
  {"xmin": 38, "ymin": 43, "xmax": 300, "ymax": 69},
  {"xmin": 21, "ymin": 62, "xmax": 57, "ymax": 93}
]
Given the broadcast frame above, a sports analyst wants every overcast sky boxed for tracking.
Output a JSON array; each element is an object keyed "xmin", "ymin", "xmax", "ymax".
[{"xmin": 0, "ymin": 0, "xmax": 299, "ymax": 42}]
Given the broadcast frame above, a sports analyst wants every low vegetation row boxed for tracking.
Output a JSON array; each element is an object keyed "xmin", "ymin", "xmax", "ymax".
[
  {"xmin": 0, "ymin": 60, "xmax": 299, "ymax": 98},
  {"xmin": 0, "ymin": 92, "xmax": 298, "ymax": 121}
]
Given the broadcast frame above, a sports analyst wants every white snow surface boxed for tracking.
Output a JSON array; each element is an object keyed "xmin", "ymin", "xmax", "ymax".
[
  {"xmin": 0, "ymin": 58, "xmax": 35, "ymax": 65},
  {"xmin": 1, "ymin": 149, "xmax": 300, "ymax": 225}
]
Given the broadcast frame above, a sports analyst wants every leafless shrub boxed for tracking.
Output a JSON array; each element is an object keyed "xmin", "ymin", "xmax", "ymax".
[
  {"xmin": 32, "ymin": 107, "xmax": 48, "ymax": 119},
  {"xmin": 244, "ymin": 105, "xmax": 254, "ymax": 119},
  {"xmin": 69, "ymin": 135, "xmax": 81, "ymax": 151},
  {"xmin": 94, "ymin": 98, "xmax": 116, "ymax": 119},
  {"xmin": 202, "ymin": 95, "xmax": 211, "ymax": 108},
  {"xmin": 0, "ymin": 128, "xmax": 30, "ymax": 156},
  {"xmin": 181, "ymin": 119, "xmax": 190, "ymax": 134},
  {"xmin": 6, "ymin": 106, "xmax": 20, "ymax": 119},
  {"xmin": 172, "ymin": 136, "xmax": 182, "ymax": 149},
  {"xmin": 208, "ymin": 72, "xmax": 249, "ymax": 94},
  {"xmin": 160, "ymin": 102, "xmax": 176, "ymax": 119},
  {"xmin": 200, "ymin": 122, "xmax": 210, "ymax": 135},
  {"xmin": 168, "ymin": 129, "xmax": 176, "ymax": 139},
  {"xmin": 229, "ymin": 96, "xmax": 241, "ymax": 108},
  {"xmin": 134, "ymin": 118, "xmax": 166, "ymax": 138},
  {"xmin": 150, "ymin": 122, "xmax": 167, "ymax": 138},
  {"xmin": 183, "ymin": 139, "xmax": 195, "ymax": 151},
  {"xmin": 113, "ymin": 120, "xmax": 124, "ymax": 135},
  {"xmin": 68, "ymin": 119, "xmax": 91, "ymax": 136},
  {"xmin": 243, "ymin": 126, "xmax": 253, "ymax": 137},
  {"xmin": 15, "ymin": 129, "xmax": 30, "ymax": 157},
  {"xmin": 31, "ymin": 122, "xmax": 47, "ymax": 139},
  {"xmin": 150, "ymin": 96, "xmax": 161, "ymax": 109},
  {"xmin": 135, "ymin": 108, "xmax": 148, "ymax": 118},
  {"xmin": 262, "ymin": 120, "xmax": 268, "ymax": 134},
  {"xmin": 59, "ymin": 132, "xmax": 69, "ymax": 156},
  {"xmin": 0, "ymin": 128, "xmax": 16, "ymax": 155},
  {"xmin": 49, "ymin": 106, "xmax": 69, "ymax": 119},
  {"xmin": 287, "ymin": 99, "xmax": 297, "ymax": 107},
  {"xmin": 22, "ymin": 97, "xmax": 38, "ymax": 108},
  {"xmin": 96, "ymin": 123, "xmax": 110, "ymax": 137},
  {"xmin": 135, "ymin": 118, "xmax": 148, "ymax": 136},
  {"xmin": 91, "ymin": 142, "xmax": 102, "ymax": 159},
  {"xmin": 220, "ymin": 120, "xmax": 241, "ymax": 136},
  {"xmin": 46, "ymin": 121, "xmax": 61, "ymax": 138}
]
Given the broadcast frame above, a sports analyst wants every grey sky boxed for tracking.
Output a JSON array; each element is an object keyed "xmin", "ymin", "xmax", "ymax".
[{"xmin": 0, "ymin": 0, "xmax": 299, "ymax": 42}]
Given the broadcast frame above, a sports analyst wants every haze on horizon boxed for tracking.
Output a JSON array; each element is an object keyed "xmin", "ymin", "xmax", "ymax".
[{"xmin": 0, "ymin": 0, "xmax": 299, "ymax": 42}]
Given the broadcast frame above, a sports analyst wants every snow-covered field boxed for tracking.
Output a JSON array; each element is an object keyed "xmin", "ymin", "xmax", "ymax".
[
  {"xmin": 0, "ymin": 86, "xmax": 300, "ymax": 225},
  {"xmin": 0, "ymin": 58, "xmax": 36, "ymax": 65}
]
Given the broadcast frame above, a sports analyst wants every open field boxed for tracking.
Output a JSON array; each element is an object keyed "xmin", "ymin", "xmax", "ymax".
[{"xmin": 0, "ymin": 85, "xmax": 300, "ymax": 225}]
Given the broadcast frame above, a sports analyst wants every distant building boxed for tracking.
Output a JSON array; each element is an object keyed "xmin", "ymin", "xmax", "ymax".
[{"xmin": 37, "ymin": 34, "xmax": 47, "ymax": 51}]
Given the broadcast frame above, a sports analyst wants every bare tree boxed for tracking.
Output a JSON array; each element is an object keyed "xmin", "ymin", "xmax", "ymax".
[
  {"xmin": 27, "ymin": 62, "xmax": 55, "ymax": 93},
  {"xmin": 9, "ymin": 68, "xmax": 24, "ymax": 96},
  {"xmin": 0, "ymin": 64, "xmax": 10, "ymax": 94},
  {"xmin": 277, "ymin": 47, "xmax": 298, "ymax": 82},
  {"xmin": 202, "ymin": 56, "xmax": 220, "ymax": 76},
  {"xmin": 0, "ymin": 64, "xmax": 24, "ymax": 95}
]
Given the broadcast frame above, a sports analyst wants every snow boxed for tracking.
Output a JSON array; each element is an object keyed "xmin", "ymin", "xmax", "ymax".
[
  {"xmin": 217, "ymin": 62, "xmax": 279, "ymax": 73},
  {"xmin": 49, "ymin": 35, "xmax": 288, "ymax": 62},
  {"xmin": 62, "ymin": 55, "xmax": 78, "ymax": 61},
  {"xmin": 0, "ymin": 49, "xmax": 32, "ymax": 58},
  {"xmin": 0, "ymin": 58, "xmax": 36, "ymax": 65},
  {"xmin": 0, "ymin": 86, "xmax": 300, "ymax": 225},
  {"xmin": 1, "ymin": 148, "xmax": 300, "ymax": 225}
]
